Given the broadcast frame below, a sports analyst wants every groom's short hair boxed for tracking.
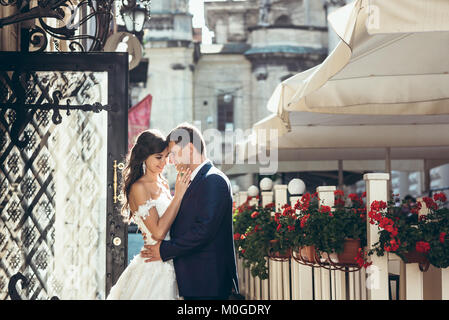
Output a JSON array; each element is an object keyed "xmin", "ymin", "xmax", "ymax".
[{"xmin": 167, "ymin": 123, "xmax": 206, "ymax": 155}]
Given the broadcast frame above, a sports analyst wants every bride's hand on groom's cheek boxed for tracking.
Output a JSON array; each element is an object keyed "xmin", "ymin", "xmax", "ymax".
[{"xmin": 141, "ymin": 242, "xmax": 162, "ymax": 263}]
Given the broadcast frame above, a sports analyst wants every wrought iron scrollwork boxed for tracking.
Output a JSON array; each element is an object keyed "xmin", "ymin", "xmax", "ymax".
[
  {"xmin": 0, "ymin": 0, "xmax": 152, "ymax": 52},
  {"xmin": 0, "ymin": 69, "xmax": 111, "ymax": 148},
  {"xmin": 8, "ymin": 272, "xmax": 59, "ymax": 300},
  {"xmin": 8, "ymin": 272, "xmax": 28, "ymax": 300}
]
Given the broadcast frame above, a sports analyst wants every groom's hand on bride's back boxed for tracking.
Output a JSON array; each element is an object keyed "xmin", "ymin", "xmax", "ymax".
[
  {"xmin": 141, "ymin": 242, "xmax": 162, "ymax": 262},
  {"xmin": 140, "ymin": 232, "xmax": 162, "ymax": 262}
]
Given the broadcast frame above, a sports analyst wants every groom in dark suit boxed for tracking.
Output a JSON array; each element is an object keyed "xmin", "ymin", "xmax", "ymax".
[{"xmin": 141, "ymin": 123, "xmax": 239, "ymax": 300}]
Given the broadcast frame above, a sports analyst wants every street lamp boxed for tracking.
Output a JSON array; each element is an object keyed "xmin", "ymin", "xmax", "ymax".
[
  {"xmin": 120, "ymin": 0, "xmax": 150, "ymax": 34},
  {"xmin": 121, "ymin": 5, "xmax": 147, "ymax": 34}
]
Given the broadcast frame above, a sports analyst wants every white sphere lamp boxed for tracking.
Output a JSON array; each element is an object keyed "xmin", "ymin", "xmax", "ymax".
[
  {"xmin": 288, "ymin": 178, "xmax": 306, "ymax": 195},
  {"xmin": 259, "ymin": 177, "xmax": 273, "ymax": 191},
  {"xmin": 247, "ymin": 185, "xmax": 259, "ymax": 197}
]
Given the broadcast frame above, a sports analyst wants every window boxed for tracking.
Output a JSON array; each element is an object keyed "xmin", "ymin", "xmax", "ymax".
[{"xmin": 217, "ymin": 93, "xmax": 234, "ymax": 132}]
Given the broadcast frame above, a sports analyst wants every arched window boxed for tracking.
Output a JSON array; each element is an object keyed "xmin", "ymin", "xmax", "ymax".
[{"xmin": 274, "ymin": 15, "xmax": 291, "ymax": 26}]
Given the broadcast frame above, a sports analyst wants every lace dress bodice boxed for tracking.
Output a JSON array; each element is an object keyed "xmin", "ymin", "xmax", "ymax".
[
  {"xmin": 107, "ymin": 188, "xmax": 179, "ymax": 300},
  {"xmin": 131, "ymin": 191, "xmax": 172, "ymax": 245}
]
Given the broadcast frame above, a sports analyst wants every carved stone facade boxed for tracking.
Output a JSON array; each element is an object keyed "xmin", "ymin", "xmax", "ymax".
[
  {"xmin": 136, "ymin": 0, "xmax": 194, "ymax": 138},
  {"xmin": 195, "ymin": 0, "xmax": 329, "ymax": 189}
]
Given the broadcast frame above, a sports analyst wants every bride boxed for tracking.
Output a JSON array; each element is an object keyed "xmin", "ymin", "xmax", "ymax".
[{"xmin": 107, "ymin": 129, "xmax": 191, "ymax": 300}]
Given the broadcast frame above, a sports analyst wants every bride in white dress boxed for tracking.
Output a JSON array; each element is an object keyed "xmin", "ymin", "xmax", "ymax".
[{"xmin": 107, "ymin": 129, "xmax": 191, "ymax": 300}]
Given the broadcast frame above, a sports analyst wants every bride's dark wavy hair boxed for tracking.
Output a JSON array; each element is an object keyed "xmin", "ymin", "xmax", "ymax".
[{"xmin": 121, "ymin": 129, "xmax": 168, "ymax": 221}]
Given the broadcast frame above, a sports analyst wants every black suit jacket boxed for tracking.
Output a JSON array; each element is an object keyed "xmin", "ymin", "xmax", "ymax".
[{"xmin": 159, "ymin": 161, "xmax": 239, "ymax": 297}]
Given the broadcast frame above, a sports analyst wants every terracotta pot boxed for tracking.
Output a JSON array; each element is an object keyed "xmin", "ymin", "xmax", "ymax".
[
  {"xmin": 402, "ymin": 250, "xmax": 430, "ymax": 271},
  {"xmin": 402, "ymin": 250, "xmax": 427, "ymax": 264},
  {"xmin": 336, "ymin": 238, "xmax": 361, "ymax": 265},
  {"xmin": 268, "ymin": 239, "xmax": 291, "ymax": 259},
  {"xmin": 300, "ymin": 245, "xmax": 317, "ymax": 263}
]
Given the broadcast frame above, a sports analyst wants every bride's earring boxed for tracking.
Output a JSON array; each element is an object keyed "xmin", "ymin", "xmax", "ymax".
[{"xmin": 142, "ymin": 162, "xmax": 146, "ymax": 174}]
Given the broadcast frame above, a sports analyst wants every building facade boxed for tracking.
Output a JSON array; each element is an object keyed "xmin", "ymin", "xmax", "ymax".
[{"xmin": 139, "ymin": 0, "xmax": 449, "ymax": 199}]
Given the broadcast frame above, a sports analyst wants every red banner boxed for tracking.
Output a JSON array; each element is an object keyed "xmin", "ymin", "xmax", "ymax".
[{"xmin": 128, "ymin": 94, "xmax": 152, "ymax": 151}]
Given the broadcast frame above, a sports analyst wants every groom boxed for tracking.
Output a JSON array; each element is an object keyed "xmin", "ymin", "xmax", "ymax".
[{"xmin": 141, "ymin": 123, "xmax": 239, "ymax": 300}]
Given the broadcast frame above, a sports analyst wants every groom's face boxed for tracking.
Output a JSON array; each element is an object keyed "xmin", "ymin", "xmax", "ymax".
[{"xmin": 169, "ymin": 141, "xmax": 191, "ymax": 168}]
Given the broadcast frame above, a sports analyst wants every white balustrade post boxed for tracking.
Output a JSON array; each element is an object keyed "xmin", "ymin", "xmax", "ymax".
[
  {"xmin": 238, "ymin": 191, "xmax": 247, "ymax": 206},
  {"xmin": 237, "ymin": 191, "xmax": 248, "ymax": 297},
  {"xmin": 290, "ymin": 195, "xmax": 314, "ymax": 300},
  {"xmin": 290, "ymin": 195, "xmax": 300, "ymax": 300},
  {"xmin": 316, "ymin": 186, "xmax": 336, "ymax": 300},
  {"xmin": 364, "ymin": 173, "xmax": 390, "ymax": 300},
  {"xmin": 405, "ymin": 264, "xmax": 423, "ymax": 300},
  {"xmin": 274, "ymin": 184, "xmax": 289, "ymax": 300},
  {"xmin": 442, "ymin": 269, "xmax": 449, "ymax": 300},
  {"xmin": 261, "ymin": 189, "xmax": 273, "ymax": 300}
]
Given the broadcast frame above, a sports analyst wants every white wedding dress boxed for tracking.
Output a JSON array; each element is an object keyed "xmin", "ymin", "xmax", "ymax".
[{"xmin": 106, "ymin": 192, "xmax": 179, "ymax": 300}]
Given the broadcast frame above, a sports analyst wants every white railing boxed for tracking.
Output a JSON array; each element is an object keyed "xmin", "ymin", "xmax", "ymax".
[{"xmin": 234, "ymin": 173, "xmax": 449, "ymax": 300}]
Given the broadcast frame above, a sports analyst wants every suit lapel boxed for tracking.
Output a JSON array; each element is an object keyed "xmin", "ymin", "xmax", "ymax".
[
  {"xmin": 183, "ymin": 161, "xmax": 212, "ymax": 200},
  {"xmin": 171, "ymin": 162, "xmax": 213, "ymax": 235}
]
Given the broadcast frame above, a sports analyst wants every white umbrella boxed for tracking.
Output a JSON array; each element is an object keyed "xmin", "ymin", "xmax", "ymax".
[
  {"xmin": 235, "ymin": 0, "xmax": 449, "ymax": 173},
  {"xmin": 228, "ymin": 0, "xmax": 449, "ymax": 197},
  {"xmin": 269, "ymin": 0, "xmax": 449, "ymax": 116}
]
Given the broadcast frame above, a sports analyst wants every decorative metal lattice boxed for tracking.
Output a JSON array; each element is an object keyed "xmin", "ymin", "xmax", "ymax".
[
  {"xmin": 0, "ymin": 71, "xmax": 108, "ymax": 300},
  {"xmin": 0, "ymin": 69, "xmax": 111, "ymax": 149}
]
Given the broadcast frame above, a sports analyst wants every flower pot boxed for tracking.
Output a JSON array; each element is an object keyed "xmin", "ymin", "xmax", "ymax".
[
  {"xmin": 268, "ymin": 239, "xmax": 291, "ymax": 260},
  {"xmin": 336, "ymin": 238, "xmax": 361, "ymax": 265},
  {"xmin": 402, "ymin": 250, "xmax": 430, "ymax": 272},
  {"xmin": 300, "ymin": 245, "xmax": 317, "ymax": 263}
]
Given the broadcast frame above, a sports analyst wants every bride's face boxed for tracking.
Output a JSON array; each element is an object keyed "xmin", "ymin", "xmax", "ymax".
[{"xmin": 144, "ymin": 148, "xmax": 169, "ymax": 174}]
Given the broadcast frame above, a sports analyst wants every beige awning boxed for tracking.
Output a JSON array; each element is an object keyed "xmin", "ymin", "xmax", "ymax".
[
  {"xmin": 235, "ymin": 0, "xmax": 449, "ymax": 173},
  {"xmin": 269, "ymin": 0, "xmax": 449, "ymax": 116}
]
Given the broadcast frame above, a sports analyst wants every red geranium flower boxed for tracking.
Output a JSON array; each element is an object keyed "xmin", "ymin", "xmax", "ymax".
[
  {"xmin": 320, "ymin": 205, "xmax": 331, "ymax": 214},
  {"xmin": 434, "ymin": 192, "xmax": 447, "ymax": 203},
  {"xmin": 300, "ymin": 214, "xmax": 310, "ymax": 228},
  {"xmin": 233, "ymin": 233, "xmax": 241, "ymax": 240},
  {"xmin": 415, "ymin": 241, "xmax": 430, "ymax": 253},
  {"xmin": 334, "ymin": 190, "xmax": 344, "ymax": 197},
  {"xmin": 265, "ymin": 202, "xmax": 275, "ymax": 209},
  {"xmin": 440, "ymin": 232, "xmax": 446, "ymax": 244},
  {"xmin": 423, "ymin": 197, "xmax": 438, "ymax": 210}
]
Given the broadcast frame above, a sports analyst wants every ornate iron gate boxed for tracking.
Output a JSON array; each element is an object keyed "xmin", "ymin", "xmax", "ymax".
[{"xmin": 0, "ymin": 52, "xmax": 128, "ymax": 299}]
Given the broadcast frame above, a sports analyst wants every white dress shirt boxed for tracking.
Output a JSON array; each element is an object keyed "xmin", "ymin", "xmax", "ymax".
[{"xmin": 189, "ymin": 159, "xmax": 210, "ymax": 181}]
